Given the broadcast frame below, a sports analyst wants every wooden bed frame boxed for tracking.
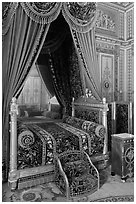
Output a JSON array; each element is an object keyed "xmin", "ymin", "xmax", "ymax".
[{"xmin": 8, "ymin": 96, "xmax": 109, "ymax": 190}]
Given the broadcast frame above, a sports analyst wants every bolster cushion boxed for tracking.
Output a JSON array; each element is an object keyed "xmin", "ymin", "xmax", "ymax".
[{"xmin": 63, "ymin": 116, "xmax": 106, "ymax": 139}]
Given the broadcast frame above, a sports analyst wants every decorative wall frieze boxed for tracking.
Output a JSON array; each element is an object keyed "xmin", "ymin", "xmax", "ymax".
[
  {"xmin": 96, "ymin": 42, "xmax": 115, "ymax": 54},
  {"xmin": 95, "ymin": 35, "xmax": 117, "ymax": 44},
  {"xmin": 95, "ymin": 34, "xmax": 134, "ymax": 48},
  {"xmin": 95, "ymin": 10, "xmax": 115, "ymax": 32},
  {"xmin": 99, "ymin": 2, "xmax": 134, "ymax": 12}
]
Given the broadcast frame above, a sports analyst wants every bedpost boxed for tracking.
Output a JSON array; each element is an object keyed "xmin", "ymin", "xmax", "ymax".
[
  {"xmin": 72, "ymin": 97, "xmax": 75, "ymax": 117},
  {"xmin": 111, "ymin": 101, "xmax": 116, "ymax": 135},
  {"xmin": 102, "ymin": 98, "xmax": 109, "ymax": 154},
  {"xmin": 128, "ymin": 101, "xmax": 133, "ymax": 134},
  {"xmin": 8, "ymin": 97, "xmax": 19, "ymax": 190}
]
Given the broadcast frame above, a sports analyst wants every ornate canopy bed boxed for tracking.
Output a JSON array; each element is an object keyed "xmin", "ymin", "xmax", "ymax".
[
  {"xmin": 8, "ymin": 95, "xmax": 133, "ymax": 194},
  {"xmin": 8, "ymin": 95, "xmax": 109, "ymax": 193},
  {"xmin": 3, "ymin": 2, "xmax": 134, "ymax": 199}
]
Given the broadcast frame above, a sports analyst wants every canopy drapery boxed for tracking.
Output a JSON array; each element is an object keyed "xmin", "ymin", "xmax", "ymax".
[
  {"xmin": 2, "ymin": 2, "xmax": 101, "ymax": 181},
  {"xmin": 62, "ymin": 2, "xmax": 101, "ymax": 101},
  {"xmin": 2, "ymin": 2, "xmax": 62, "ymax": 181},
  {"xmin": 71, "ymin": 29, "xmax": 101, "ymax": 100}
]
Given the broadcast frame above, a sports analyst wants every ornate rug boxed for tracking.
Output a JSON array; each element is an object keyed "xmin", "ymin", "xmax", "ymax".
[
  {"xmin": 3, "ymin": 169, "xmax": 134, "ymax": 202},
  {"xmin": 90, "ymin": 195, "xmax": 134, "ymax": 202},
  {"xmin": 2, "ymin": 183, "xmax": 134, "ymax": 202}
]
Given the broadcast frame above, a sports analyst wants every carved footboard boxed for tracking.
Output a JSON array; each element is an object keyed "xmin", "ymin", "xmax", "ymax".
[{"xmin": 9, "ymin": 120, "xmax": 55, "ymax": 190}]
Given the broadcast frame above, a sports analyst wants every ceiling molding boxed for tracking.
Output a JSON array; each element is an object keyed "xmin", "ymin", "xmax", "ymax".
[{"xmin": 97, "ymin": 2, "xmax": 134, "ymax": 12}]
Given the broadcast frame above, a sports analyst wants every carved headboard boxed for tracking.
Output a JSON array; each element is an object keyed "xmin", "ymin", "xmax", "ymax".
[{"xmin": 72, "ymin": 96, "xmax": 109, "ymax": 131}]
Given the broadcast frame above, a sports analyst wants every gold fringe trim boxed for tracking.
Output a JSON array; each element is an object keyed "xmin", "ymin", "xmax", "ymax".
[
  {"xmin": 62, "ymin": 3, "xmax": 99, "ymax": 33},
  {"xmin": 20, "ymin": 2, "xmax": 62, "ymax": 24}
]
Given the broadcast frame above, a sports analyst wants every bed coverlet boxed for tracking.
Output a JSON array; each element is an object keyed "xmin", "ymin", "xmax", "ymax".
[
  {"xmin": 18, "ymin": 122, "xmax": 84, "ymax": 168},
  {"xmin": 18, "ymin": 119, "xmax": 106, "ymax": 171}
]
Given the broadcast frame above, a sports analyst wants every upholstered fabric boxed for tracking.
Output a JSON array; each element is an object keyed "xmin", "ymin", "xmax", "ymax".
[
  {"xmin": 54, "ymin": 150, "xmax": 99, "ymax": 199},
  {"xmin": 17, "ymin": 122, "xmax": 43, "ymax": 169},
  {"xmin": 63, "ymin": 116, "xmax": 105, "ymax": 137}
]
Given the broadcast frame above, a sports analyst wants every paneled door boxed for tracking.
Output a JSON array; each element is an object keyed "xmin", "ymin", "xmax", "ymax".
[{"xmin": 100, "ymin": 54, "xmax": 114, "ymax": 102}]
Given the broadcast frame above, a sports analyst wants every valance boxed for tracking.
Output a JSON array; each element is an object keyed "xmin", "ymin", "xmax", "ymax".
[
  {"xmin": 2, "ymin": 2, "xmax": 62, "ymax": 35},
  {"xmin": 3, "ymin": 2, "xmax": 98, "ymax": 35},
  {"xmin": 20, "ymin": 2, "xmax": 62, "ymax": 24},
  {"xmin": 62, "ymin": 2, "xmax": 98, "ymax": 33}
]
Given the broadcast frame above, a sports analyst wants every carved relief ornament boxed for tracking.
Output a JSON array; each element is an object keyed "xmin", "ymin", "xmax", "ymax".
[{"xmin": 96, "ymin": 10, "xmax": 115, "ymax": 32}]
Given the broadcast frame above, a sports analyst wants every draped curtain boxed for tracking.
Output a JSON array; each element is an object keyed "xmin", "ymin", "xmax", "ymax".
[
  {"xmin": 36, "ymin": 57, "xmax": 55, "ymax": 98},
  {"xmin": 69, "ymin": 43, "xmax": 84, "ymax": 100},
  {"xmin": 72, "ymin": 29, "xmax": 101, "ymax": 100},
  {"xmin": 2, "ymin": 2, "xmax": 62, "ymax": 181},
  {"xmin": 36, "ymin": 13, "xmax": 69, "ymax": 99},
  {"xmin": 62, "ymin": 2, "xmax": 102, "ymax": 101},
  {"xmin": 47, "ymin": 38, "xmax": 73, "ymax": 115},
  {"xmin": 2, "ymin": 2, "xmax": 101, "ymax": 181}
]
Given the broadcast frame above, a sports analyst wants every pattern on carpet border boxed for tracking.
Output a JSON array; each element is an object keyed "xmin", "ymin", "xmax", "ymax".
[
  {"xmin": 2, "ymin": 167, "xmax": 134, "ymax": 202},
  {"xmin": 90, "ymin": 195, "xmax": 134, "ymax": 202},
  {"xmin": 3, "ymin": 182, "xmax": 134, "ymax": 202}
]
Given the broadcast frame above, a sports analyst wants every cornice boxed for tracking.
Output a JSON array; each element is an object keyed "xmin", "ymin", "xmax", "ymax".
[
  {"xmin": 95, "ymin": 34, "xmax": 134, "ymax": 47},
  {"xmin": 97, "ymin": 2, "xmax": 134, "ymax": 12}
]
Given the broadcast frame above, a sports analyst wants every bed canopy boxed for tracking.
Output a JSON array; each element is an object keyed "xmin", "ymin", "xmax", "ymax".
[{"xmin": 2, "ymin": 2, "xmax": 101, "ymax": 181}]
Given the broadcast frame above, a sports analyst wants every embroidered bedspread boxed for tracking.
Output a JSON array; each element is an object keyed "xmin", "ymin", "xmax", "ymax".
[{"xmin": 17, "ymin": 119, "xmax": 105, "ymax": 169}]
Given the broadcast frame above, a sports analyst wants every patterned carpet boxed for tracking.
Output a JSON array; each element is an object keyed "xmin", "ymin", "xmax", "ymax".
[
  {"xmin": 90, "ymin": 195, "xmax": 134, "ymax": 202},
  {"xmin": 2, "ymin": 167, "xmax": 134, "ymax": 202},
  {"xmin": 2, "ymin": 183, "xmax": 134, "ymax": 202}
]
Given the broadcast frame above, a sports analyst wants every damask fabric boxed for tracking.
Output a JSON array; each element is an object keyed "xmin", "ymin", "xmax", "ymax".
[
  {"xmin": 17, "ymin": 122, "xmax": 43, "ymax": 169},
  {"xmin": 63, "ymin": 116, "xmax": 105, "ymax": 155},
  {"xmin": 54, "ymin": 150, "xmax": 99, "ymax": 198},
  {"xmin": 17, "ymin": 119, "xmax": 105, "ymax": 170}
]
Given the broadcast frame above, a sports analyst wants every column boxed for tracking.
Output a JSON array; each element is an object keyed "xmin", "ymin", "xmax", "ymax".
[
  {"xmin": 102, "ymin": 98, "xmax": 109, "ymax": 154},
  {"xmin": 8, "ymin": 97, "xmax": 19, "ymax": 190}
]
